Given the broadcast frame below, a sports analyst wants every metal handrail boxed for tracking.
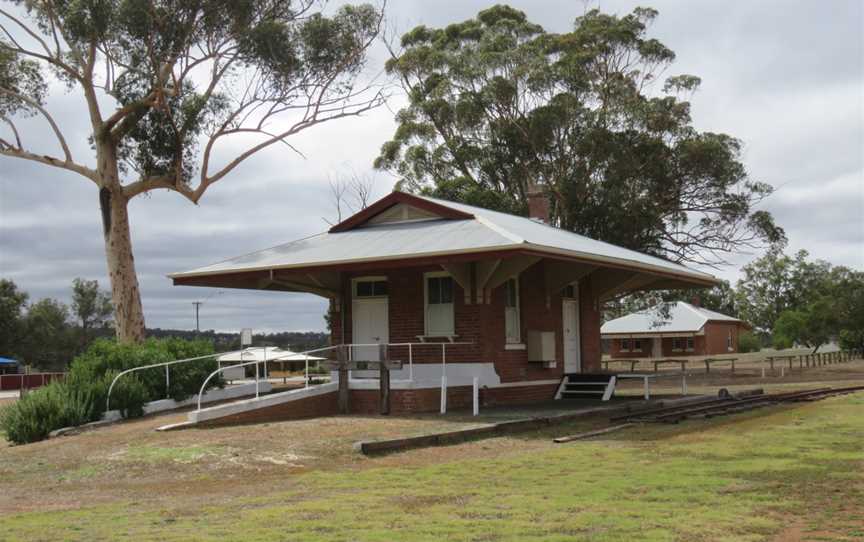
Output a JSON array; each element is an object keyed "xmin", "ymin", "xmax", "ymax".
[
  {"xmin": 105, "ymin": 349, "xmax": 245, "ymax": 412},
  {"xmin": 195, "ymin": 341, "xmax": 474, "ymax": 411},
  {"xmin": 195, "ymin": 344, "xmax": 344, "ymax": 410}
]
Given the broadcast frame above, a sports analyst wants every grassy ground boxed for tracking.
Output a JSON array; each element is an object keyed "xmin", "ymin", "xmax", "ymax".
[{"xmin": 1, "ymin": 389, "xmax": 863, "ymax": 540}]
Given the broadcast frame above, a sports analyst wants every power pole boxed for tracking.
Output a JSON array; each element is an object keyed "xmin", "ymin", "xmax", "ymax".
[{"xmin": 192, "ymin": 301, "xmax": 203, "ymax": 332}]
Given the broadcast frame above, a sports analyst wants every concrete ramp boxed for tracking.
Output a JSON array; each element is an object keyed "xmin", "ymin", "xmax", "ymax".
[{"xmin": 181, "ymin": 382, "xmax": 339, "ymax": 427}]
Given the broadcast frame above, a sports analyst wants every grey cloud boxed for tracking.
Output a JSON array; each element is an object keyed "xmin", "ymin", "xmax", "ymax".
[{"xmin": 1, "ymin": 0, "xmax": 862, "ymax": 332}]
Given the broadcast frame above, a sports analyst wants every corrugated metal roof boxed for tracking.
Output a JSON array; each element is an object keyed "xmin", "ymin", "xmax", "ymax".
[
  {"xmin": 415, "ymin": 195, "xmax": 715, "ymax": 281},
  {"xmin": 170, "ymin": 192, "xmax": 717, "ymax": 284},
  {"xmin": 172, "ymin": 218, "xmax": 516, "ymax": 277},
  {"xmin": 601, "ymin": 302, "xmax": 741, "ymax": 335}
]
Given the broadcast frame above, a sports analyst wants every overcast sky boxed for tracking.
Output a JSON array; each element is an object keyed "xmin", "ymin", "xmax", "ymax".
[{"xmin": 1, "ymin": 0, "xmax": 862, "ymax": 334}]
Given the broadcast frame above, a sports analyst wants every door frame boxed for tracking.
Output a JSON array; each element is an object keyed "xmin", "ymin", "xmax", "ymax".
[
  {"xmin": 351, "ymin": 277, "xmax": 389, "ymax": 362},
  {"xmin": 562, "ymin": 298, "xmax": 581, "ymax": 373}
]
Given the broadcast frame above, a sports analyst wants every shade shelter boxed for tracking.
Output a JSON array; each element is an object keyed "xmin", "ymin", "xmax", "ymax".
[{"xmin": 217, "ymin": 347, "xmax": 325, "ymax": 380}]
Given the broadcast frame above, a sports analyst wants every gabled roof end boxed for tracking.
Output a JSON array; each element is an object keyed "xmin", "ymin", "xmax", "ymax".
[{"xmin": 328, "ymin": 191, "xmax": 474, "ymax": 233}]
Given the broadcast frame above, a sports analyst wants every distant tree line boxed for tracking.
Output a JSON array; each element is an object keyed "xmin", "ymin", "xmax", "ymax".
[
  {"xmin": 0, "ymin": 278, "xmax": 112, "ymax": 371},
  {"xmin": 0, "ymin": 278, "xmax": 329, "ymax": 371}
]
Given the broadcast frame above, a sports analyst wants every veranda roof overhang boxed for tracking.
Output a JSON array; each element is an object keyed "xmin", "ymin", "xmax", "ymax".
[
  {"xmin": 169, "ymin": 191, "xmax": 719, "ymax": 300},
  {"xmin": 170, "ymin": 244, "xmax": 717, "ymax": 302}
]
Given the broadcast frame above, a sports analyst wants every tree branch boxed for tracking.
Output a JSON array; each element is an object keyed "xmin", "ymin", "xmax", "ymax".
[
  {"xmin": 0, "ymin": 87, "xmax": 72, "ymax": 162},
  {"xmin": 0, "ymin": 145, "xmax": 97, "ymax": 182}
]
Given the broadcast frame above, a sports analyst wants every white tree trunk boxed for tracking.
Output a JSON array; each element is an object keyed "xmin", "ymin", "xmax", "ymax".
[
  {"xmin": 100, "ymin": 187, "xmax": 146, "ymax": 343},
  {"xmin": 97, "ymin": 138, "xmax": 146, "ymax": 344}
]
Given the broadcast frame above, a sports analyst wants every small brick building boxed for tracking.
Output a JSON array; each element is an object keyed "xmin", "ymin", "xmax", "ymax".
[
  {"xmin": 172, "ymin": 191, "xmax": 717, "ymax": 416},
  {"xmin": 602, "ymin": 302, "xmax": 748, "ymax": 359}
]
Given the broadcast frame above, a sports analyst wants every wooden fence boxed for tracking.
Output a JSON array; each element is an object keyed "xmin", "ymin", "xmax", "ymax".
[
  {"xmin": 602, "ymin": 349, "xmax": 862, "ymax": 375},
  {"xmin": 0, "ymin": 372, "xmax": 66, "ymax": 391}
]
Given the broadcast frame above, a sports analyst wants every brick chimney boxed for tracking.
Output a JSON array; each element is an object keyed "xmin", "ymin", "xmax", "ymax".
[
  {"xmin": 527, "ymin": 185, "xmax": 549, "ymax": 224},
  {"xmin": 690, "ymin": 295, "xmax": 701, "ymax": 307}
]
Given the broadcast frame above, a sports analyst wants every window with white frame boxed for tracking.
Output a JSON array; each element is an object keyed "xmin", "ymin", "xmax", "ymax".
[
  {"xmin": 672, "ymin": 337, "xmax": 683, "ymax": 351},
  {"xmin": 686, "ymin": 337, "xmax": 694, "ymax": 351},
  {"xmin": 504, "ymin": 277, "xmax": 521, "ymax": 343},
  {"xmin": 621, "ymin": 339, "xmax": 631, "ymax": 352},
  {"xmin": 633, "ymin": 339, "xmax": 642, "ymax": 352},
  {"xmin": 727, "ymin": 331, "xmax": 733, "ymax": 351},
  {"xmin": 425, "ymin": 273, "xmax": 454, "ymax": 336}
]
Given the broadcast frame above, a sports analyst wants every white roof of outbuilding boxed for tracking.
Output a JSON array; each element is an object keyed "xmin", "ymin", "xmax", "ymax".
[
  {"xmin": 170, "ymin": 192, "xmax": 717, "ymax": 285},
  {"xmin": 601, "ymin": 302, "xmax": 741, "ymax": 335},
  {"xmin": 217, "ymin": 347, "xmax": 325, "ymax": 362}
]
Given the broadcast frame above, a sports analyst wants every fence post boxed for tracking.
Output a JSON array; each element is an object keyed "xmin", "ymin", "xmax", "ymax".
[
  {"xmin": 337, "ymin": 345, "xmax": 350, "ymax": 414},
  {"xmin": 379, "ymin": 343, "xmax": 390, "ymax": 415},
  {"xmin": 473, "ymin": 377, "xmax": 479, "ymax": 416},
  {"xmin": 165, "ymin": 365, "xmax": 170, "ymax": 399}
]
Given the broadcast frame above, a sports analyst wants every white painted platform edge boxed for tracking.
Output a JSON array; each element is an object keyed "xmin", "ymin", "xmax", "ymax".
[{"xmin": 102, "ymin": 381, "xmax": 272, "ymax": 422}]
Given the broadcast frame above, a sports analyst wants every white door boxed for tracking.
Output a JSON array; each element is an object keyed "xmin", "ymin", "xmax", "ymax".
[
  {"xmin": 562, "ymin": 299, "xmax": 581, "ymax": 373},
  {"xmin": 352, "ymin": 298, "xmax": 389, "ymax": 362}
]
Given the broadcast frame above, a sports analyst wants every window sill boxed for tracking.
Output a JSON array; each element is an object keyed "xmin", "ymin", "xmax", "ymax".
[
  {"xmin": 416, "ymin": 334, "xmax": 458, "ymax": 343},
  {"xmin": 504, "ymin": 343, "xmax": 526, "ymax": 351}
]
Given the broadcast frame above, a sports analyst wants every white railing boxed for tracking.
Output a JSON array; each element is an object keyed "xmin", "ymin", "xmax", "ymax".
[
  {"xmin": 105, "ymin": 349, "xmax": 250, "ymax": 412},
  {"xmin": 195, "ymin": 341, "xmax": 473, "ymax": 411}
]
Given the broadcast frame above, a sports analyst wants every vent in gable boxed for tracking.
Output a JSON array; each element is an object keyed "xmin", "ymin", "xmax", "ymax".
[{"xmin": 366, "ymin": 203, "xmax": 442, "ymax": 225}]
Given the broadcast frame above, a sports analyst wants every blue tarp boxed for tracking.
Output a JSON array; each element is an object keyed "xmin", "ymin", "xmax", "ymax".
[{"xmin": 0, "ymin": 357, "xmax": 20, "ymax": 365}]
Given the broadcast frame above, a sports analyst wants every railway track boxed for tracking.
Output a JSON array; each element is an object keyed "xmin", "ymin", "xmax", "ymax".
[{"xmin": 611, "ymin": 385, "xmax": 864, "ymax": 424}]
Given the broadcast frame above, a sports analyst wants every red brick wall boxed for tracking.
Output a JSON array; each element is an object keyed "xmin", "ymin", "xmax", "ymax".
[
  {"xmin": 608, "ymin": 338, "xmax": 649, "ymax": 358},
  {"xmin": 350, "ymin": 383, "xmax": 560, "ymax": 414},
  {"xmin": 579, "ymin": 276, "xmax": 602, "ymax": 372},
  {"xmin": 703, "ymin": 322, "xmax": 740, "ymax": 355},
  {"xmin": 331, "ymin": 262, "xmax": 581, "ymax": 380},
  {"xmin": 323, "ymin": 260, "xmax": 607, "ymax": 408},
  {"xmin": 200, "ymin": 391, "xmax": 340, "ymax": 427}
]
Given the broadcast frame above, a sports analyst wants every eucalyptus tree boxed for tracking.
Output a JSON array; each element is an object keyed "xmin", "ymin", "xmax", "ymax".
[
  {"xmin": 0, "ymin": 1, "xmax": 385, "ymax": 342},
  {"xmin": 377, "ymin": 5, "xmax": 784, "ymax": 266}
]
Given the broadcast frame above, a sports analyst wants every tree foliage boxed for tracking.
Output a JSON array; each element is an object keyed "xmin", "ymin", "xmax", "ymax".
[
  {"xmin": 20, "ymin": 297, "xmax": 77, "ymax": 369},
  {"xmin": 0, "ymin": 278, "xmax": 28, "ymax": 356},
  {"xmin": 772, "ymin": 299, "xmax": 836, "ymax": 352},
  {"xmin": 738, "ymin": 248, "xmax": 863, "ymax": 350},
  {"xmin": 0, "ymin": 336, "xmax": 217, "ymax": 444},
  {"xmin": 735, "ymin": 247, "xmax": 831, "ymax": 334},
  {"xmin": 0, "ymin": 0, "xmax": 385, "ymax": 342},
  {"xmin": 377, "ymin": 5, "xmax": 784, "ymax": 266},
  {"xmin": 71, "ymin": 277, "xmax": 112, "ymax": 332}
]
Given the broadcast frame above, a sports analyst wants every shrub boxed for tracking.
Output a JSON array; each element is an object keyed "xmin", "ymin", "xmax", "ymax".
[
  {"xmin": 1, "ymin": 338, "xmax": 220, "ymax": 445},
  {"xmin": 738, "ymin": 331, "xmax": 761, "ymax": 353}
]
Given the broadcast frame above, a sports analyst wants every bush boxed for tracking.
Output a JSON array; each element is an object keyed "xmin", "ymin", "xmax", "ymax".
[
  {"xmin": 1, "ymin": 338, "xmax": 220, "ymax": 445},
  {"xmin": 738, "ymin": 331, "xmax": 761, "ymax": 353}
]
